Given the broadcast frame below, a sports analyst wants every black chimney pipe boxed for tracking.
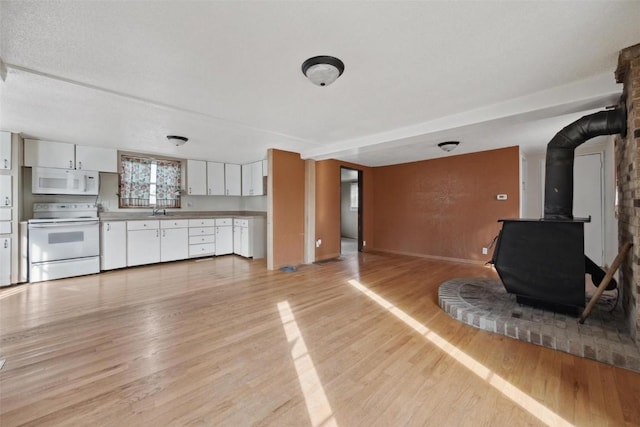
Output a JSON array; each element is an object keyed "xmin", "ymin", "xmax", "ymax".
[{"xmin": 544, "ymin": 102, "xmax": 627, "ymax": 219}]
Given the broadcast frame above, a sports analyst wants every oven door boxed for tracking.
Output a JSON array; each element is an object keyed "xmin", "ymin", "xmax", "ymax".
[{"xmin": 29, "ymin": 221, "xmax": 100, "ymax": 263}]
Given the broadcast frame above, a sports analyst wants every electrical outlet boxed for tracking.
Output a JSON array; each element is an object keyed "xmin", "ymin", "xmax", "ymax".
[
  {"xmin": 363, "ymin": 240, "xmax": 366, "ymax": 247},
  {"xmin": 316, "ymin": 239, "xmax": 321, "ymax": 248},
  {"xmin": 482, "ymin": 247, "xmax": 488, "ymax": 255}
]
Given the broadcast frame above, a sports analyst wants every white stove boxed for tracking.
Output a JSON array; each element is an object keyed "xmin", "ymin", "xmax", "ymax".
[
  {"xmin": 28, "ymin": 203, "xmax": 100, "ymax": 282},
  {"xmin": 29, "ymin": 203, "xmax": 99, "ymax": 223}
]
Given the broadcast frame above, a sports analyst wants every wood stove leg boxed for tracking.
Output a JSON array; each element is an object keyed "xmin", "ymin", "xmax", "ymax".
[{"xmin": 579, "ymin": 242, "xmax": 633, "ymax": 324}]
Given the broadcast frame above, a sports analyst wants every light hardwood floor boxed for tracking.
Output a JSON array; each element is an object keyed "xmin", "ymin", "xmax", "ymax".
[{"xmin": 1, "ymin": 253, "xmax": 639, "ymax": 426}]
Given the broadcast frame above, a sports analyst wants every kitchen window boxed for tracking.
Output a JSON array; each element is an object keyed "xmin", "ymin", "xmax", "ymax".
[{"xmin": 119, "ymin": 154, "xmax": 181, "ymax": 208}]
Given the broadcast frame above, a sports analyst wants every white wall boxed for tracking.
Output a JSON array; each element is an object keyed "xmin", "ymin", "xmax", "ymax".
[{"xmin": 521, "ymin": 136, "xmax": 618, "ymax": 265}]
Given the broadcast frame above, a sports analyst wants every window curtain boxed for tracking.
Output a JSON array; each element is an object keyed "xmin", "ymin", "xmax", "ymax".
[
  {"xmin": 156, "ymin": 160, "xmax": 181, "ymax": 208},
  {"xmin": 120, "ymin": 155, "xmax": 152, "ymax": 207}
]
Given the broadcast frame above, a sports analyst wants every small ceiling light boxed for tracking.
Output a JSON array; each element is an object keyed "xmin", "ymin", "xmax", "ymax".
[
  {"xmin": 167, "ymin": 135, "xmax": 188, "ymax": 146},
  {"xmin": 438, "ymin": 141, "xmax": 460, "ymax": 152},
  {"xmin": 301, "ymin": 55, "xmax": 345, "ymax": 87}
]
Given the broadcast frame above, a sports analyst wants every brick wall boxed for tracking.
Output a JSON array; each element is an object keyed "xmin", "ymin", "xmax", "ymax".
[{"xmin": 615, "ymin": 43, "xmax": 640, "ymax": 343}]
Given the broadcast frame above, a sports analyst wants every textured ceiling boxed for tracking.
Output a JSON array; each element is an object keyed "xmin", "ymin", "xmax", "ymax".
[{"xmin": 1, "ymin": 1, "xmax": 639, "ymax": 166}]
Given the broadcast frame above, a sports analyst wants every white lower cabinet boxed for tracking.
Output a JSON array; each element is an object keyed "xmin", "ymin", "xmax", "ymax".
[
  {"xmin": 233, "ymin": 222, "xmax": 250, "ymax": 258},
  {"xmin": 102, "ymin": 216, "xmax": 257, "ymax": 270},
  {"xmin": 188, "ymin": 218, "xmax": 216, "ymax": 257},
  {"xmin": 101, "ymin": 221, "xmax": 127, "ymax": 270},
  {"xmin": 161, "ymin": 220, "xmax": 189, "ymax": 262},
  {"xmin": 1, "ymin": 237, "xmax": 10, "ymax": 286},
  {"xmin": 233, "ymin": 217, "xmax": 266, "ymax": 259},
  {"xmin": 127, "ymin": 220, "xmax": 160, "ymax": 267},
  {"xmin": 215, "ymin": 218, "xmax": 233, "ymax": 255}
]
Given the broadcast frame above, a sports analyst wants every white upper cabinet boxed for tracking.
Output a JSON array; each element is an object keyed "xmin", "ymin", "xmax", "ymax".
[
  {"xmin": 0, "ymin": 175, "xmax": 11, "ymax": 207},
  {"xmin": 24, "ymin": 139, "xmax": 117, "ymax": 172},
  {"xmin": 186, "ymin": 160, "xmax": 207, "ymax": 195},
  {"xmin": 25, "ymin": 139, "xmax": 75, "ymax": 169},
  {"xmin": 75, "ymin": 145, "xmax": 118, "ymax": 172},
  {"xmin": 0, "ymin": 131, "xmax": 11, "ymax": 170},
  {"xmin": 207, "ymin": 161, "xmax": 225, "ymax": 196},
  {"xmin": 225, "ymin": 164, "xmax": 241, "ymax": 196},
  {"xmin": 242, "ymin": 161, "xmax": 264, "ymax": 196}
]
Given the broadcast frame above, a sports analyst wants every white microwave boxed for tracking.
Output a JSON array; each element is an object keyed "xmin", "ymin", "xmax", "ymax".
[{"xmin": 32, "ymin": 167, "xmax": 100, "ymax": 195}]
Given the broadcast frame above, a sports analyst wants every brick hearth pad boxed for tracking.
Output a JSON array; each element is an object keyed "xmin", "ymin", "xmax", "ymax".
[{"xmin": 438, "ymin": 278, "xmax": 640, "ymax": 373}]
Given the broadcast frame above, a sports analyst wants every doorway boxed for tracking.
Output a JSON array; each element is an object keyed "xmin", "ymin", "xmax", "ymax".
[{"xmin": 340, "ymin": 167, "xmax": 363, "ymax": 255}]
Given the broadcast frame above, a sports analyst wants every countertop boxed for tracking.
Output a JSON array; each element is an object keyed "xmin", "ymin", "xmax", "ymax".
[{"xmin": 99, "ymin": 211, "xmax": 267, "ymax": 221}]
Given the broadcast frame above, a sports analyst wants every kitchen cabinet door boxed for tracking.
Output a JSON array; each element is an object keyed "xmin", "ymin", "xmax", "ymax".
[
  {"xmin": 215, "ymin": 225, "xmax": 233, "ymax": 255},
  {"xmin": 75, "ymin": 145, "xmax": 118, "ymax": 172},
  {"xmin": 101, "ymin": 221, "xmax": 127, "ymax": 270},
  {"xmin": 127, "ymin": 229, "xmax": 160, "ymax": 266},
  {"xmin": 187, "ymin": 160, "xmax": 207, "ymax": 195},
  {"xmin": 225, "ymin": 164, "xmax": 241, "ymax": 196},
  {"xmin": 251, "ymin": 161, "xmax": 264, "ymax": 196},
  {"xmin": 0, "ymin": 237, "xmax": 10, "ymax": 286},
  {"xmin": 233, "ymin": 225, "xmax": 243, "ymax": 256},
  {"xmin": 241, "ymin": 163, "xmax": 252, "ymax": 196},
  {"xmin": 161, "ymin": 227, "xmax": 189, "ymax": 262},
  {"xmin": 24, "ymin": 139, "xmax": 75, "ymax": 169},
  {"xmin": 242, "ymin": 161, "xmax": 264, "ymax": 196},
  {"xmin": 207, "ymin": 161, "xmax": 225, "ymax": 195},
  {"xmin": 0, "ymin": 131, "xmax": 11, "ymax": 170},
  {"xmin": 0, "ymin": 175, "xmax": 11, "ymax": 207}
]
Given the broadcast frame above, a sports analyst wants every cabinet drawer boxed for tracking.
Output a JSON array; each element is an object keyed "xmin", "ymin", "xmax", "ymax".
[
  {"xmin": 215, "ymin": 218, "xmax": 232, "ymax": 226},
  {"xmin": 0, "ymin": 222, "xmax": 11, "ymax": 234},
  {"xmin": 161, "ymin": 219, "xmax": 189, "ymax": 229},
  {"xmin": 189, "ymin": 243, "xmax": 215, "ymax": 257},
  {"xmin": 188, "ymin": 218, "xmax": 215, "ymax": 227},
  {"xmin": 0, "ymin": 208, "xmax": 11, "ymax": 221},
  {"xmin": 189, "ymin": 226, "xmax": 215, "ymax": 236},
  {"xmin": 189, "ymin": 235, "xmax": 215, "ymax": 244},
  {"xmin": 127, "ymin": 220, "xmax": 159, "ymax": 231},
  {"xmin": 234, "ymin": 218, "xmax": 249, "ymax": 227}
]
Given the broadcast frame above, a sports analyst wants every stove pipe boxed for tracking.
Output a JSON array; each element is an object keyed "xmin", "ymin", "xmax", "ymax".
[{"xmin": 544, "ymin": 101, "xmax": 627, "ymax": 219}]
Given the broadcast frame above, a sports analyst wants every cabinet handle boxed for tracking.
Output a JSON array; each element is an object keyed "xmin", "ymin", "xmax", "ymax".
[
  {"xmin": 3, "ymin": 159, "xmax": 7, "ymax": 168},
  {"xmin": 156, "ymin": 230, "xmax": 159, "ymax": 238},
  {"xmin": 3, "ymin": 240, "xmax": 7, "ymax": 249},
  {"xmin": 69, "ymin": 160, "xmax": 73, "ymax": 169},
  {"xmin": 189, "ymin": 187, "xmax": 192, "ymax": 194},
  {"xmin": 4, "ymin": 197, "xmax": 8, "ymax": 206},
  {"xmin": 78, "ymin": 161, "xmax": 82, "ymax": 169},
  {"xmin": 107, "ymin": 223, "xmax": 111, "ymax": 231},
  {"xmin": 163, "ymin": 230, "xmax": 166, "ymax": 237},
  {"xmin": 208, "ymin": 188, "xmax": 211, "ymax": 195}
]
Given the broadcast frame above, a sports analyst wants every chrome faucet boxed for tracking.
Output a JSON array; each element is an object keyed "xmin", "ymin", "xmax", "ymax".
[{"xmin": 151, "ymin": 207, "xmax": 166, "ymax": 216}]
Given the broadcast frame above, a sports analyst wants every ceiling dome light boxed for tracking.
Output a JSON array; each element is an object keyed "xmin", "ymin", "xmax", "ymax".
[
  {"xmin": 167, "ymin": 135, "xmax": 188, "ymax": 146},
  {"xmin": 438, "ymin": 141, "xmax": 460, "ymax": 152},
  {"xmin": 301, "ymin": 55, "xmax": 345, "ymax": 87}
]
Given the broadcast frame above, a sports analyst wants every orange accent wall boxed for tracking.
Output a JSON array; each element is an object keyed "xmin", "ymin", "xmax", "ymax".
[
  {"xmin": 271, "ymin": 149, "xmax": 306, "ymax": 268},
  {"xmin": 315, "ymin": 159, "xmax": 374, "ymax": 261},
  {"xmin": 372, "ymin": 146, "xmax": 520, "ymax": 262}
]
